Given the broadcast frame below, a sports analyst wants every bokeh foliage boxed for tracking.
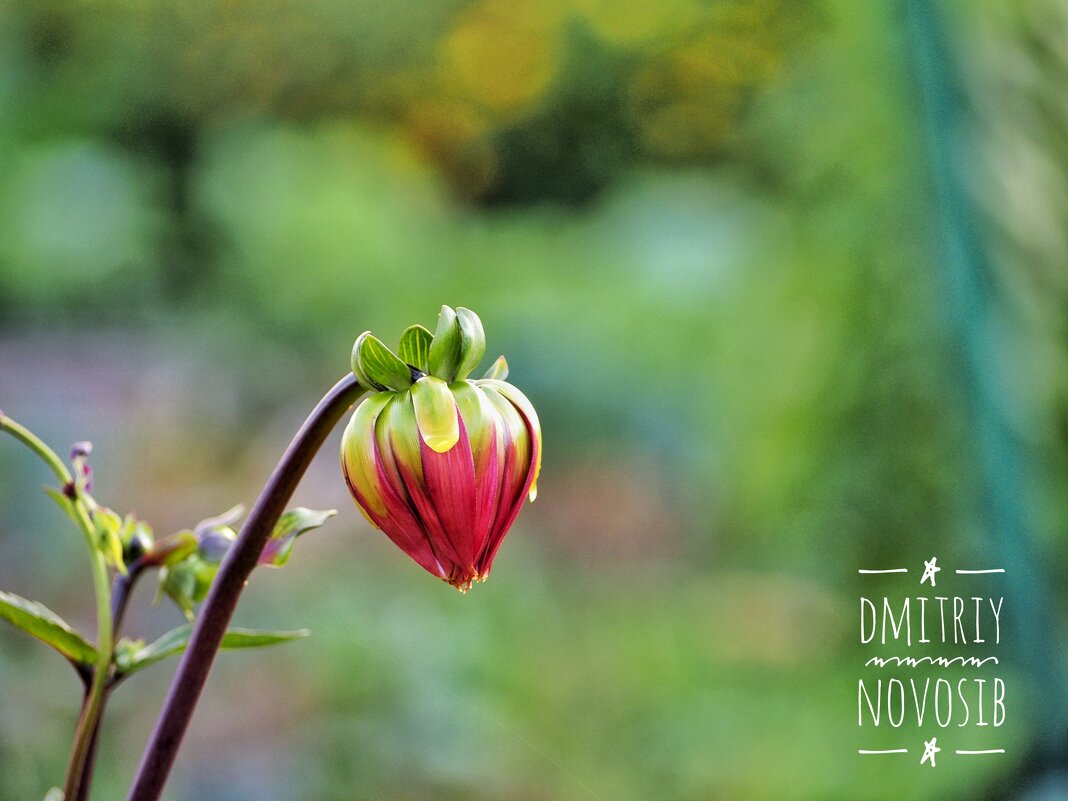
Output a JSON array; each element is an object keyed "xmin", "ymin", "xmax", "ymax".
[{"xmin": 1, "ymin": 0, "xmax": 1066, "ymax": 799}]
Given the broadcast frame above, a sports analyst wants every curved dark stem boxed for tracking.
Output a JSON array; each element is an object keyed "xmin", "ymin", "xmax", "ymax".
[
  {"xmin": 126, "ymin": 374, "xmax": 364, "ymax": 801},
  {"xmin": 74, "ymin": 565, "xmax": 143, "ymax": 801}
]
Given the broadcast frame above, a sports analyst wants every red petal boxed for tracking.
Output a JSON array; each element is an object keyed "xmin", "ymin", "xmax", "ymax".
[
  {"xmin": 476, "ymin": 392, "xmax": 540, "ymax": 577},
  {"xmin": 419, "ymin": 412, "xmax": 481, "ymax": 580},
  {"xmin": 472, "ymin": 430, "xmax": 502, "ymax": 552}
]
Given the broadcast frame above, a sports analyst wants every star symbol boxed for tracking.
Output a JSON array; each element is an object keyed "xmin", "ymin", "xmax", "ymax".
[
  {"xmin": 921, "ymin": 737, "xmax": 940, "ymax": 767},
  {"xmin": 920, "ymin": 556, "xmax": 941, "ymax": 587}
]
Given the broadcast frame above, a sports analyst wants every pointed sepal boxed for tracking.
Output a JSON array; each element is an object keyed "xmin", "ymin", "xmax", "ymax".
[
  {"xmin": 454, "ymin": 307, "xmax": 486, "ymax": 380},
  {"xmin": 428, "ymin": 305, "xmax": 462, "ymax": 381},
  {"xmin": 481, "ymin": 355, "xmax": 509, "ymax": 381},
  {"xmin": 398, "ymin": 324, "xmax": 433, "ymax": 373}
]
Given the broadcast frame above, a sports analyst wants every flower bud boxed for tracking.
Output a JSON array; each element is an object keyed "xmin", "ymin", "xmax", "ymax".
[
  {"xmin": 155, "ymin": 506, "xmax": 243, "ymax": 618},
  {"xmin": 121, "ymin": 517, "xmax": 154, "ymax": 565},
  {"xmin": 341, "ymin": 307, "xmax": 541, "ymax": 591}
]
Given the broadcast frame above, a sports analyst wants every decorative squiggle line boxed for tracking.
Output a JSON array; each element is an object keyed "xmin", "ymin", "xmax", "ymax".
[{"xmin": 864, "ymin": 655, "xmax": 999, "ymax": 668}]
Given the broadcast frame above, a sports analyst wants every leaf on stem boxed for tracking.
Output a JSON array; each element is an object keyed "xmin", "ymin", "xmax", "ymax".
[
  {"xmin": 259, "ymin": 507, "xmax": 336, "ymax": 567},
  {"xmin": 0, "ymin": 589, "xmax": 98, "ymax": 666},
  {"xmin": 114, "ymin": 625, "xmax": 309, "ymax": 678}
]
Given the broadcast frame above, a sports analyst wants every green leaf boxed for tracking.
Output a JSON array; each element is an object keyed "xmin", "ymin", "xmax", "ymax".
[
  {"xmin": 0, "ymin": 589, "xmax": 98, "ymax": 666},
  {"xmin": 481, "ymin": 355, "xmax": 509, "ymax": 381},
  {"xmin": 454, "ymin": 307, "xmax": 486, "ymax": 380},
  {"xmin": 114, "ymin": 625, "xmax": 309, "ymax": 677},
  {"xmin": 260, "ymin": 507, "xmax": 336, "ymax": 567},
  {"xmin": 356, "ymin": 333, "xmax": 412, "ymax": 391},
  {"xmin": 398, "ymin": 324, "xmax": 433, "ymax": 372},
  {"xmin": 427, "ymin": 305, "xmax": 462, "ymax": 381},
  {"xmin": 411, "ymin": 375, "xmax": 460, "ymax": 453}
]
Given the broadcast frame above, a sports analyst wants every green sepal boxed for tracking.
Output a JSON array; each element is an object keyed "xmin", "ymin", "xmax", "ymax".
[
  {"xmin": 351, "ymin": 332, "xmax": 384, "ymax": 392},
  {"xmin": 427, "ymin": 305, "xmax": 462, "ymax": 381},
  {"xmin": 398, "ymin": 324, "xmax": 433, "ymax": 373},
  {"xmin": 411, "ymin": 376, "xmax": 459, "ymax": 453},
  {"xmin": 356, "ymin": 332, "xmax": 413, "ymax": 391},
  {"xmin": 158, "ymin": 554, "xmax": 219, "ymax": 621},
  {"xmin": 93, "ymin": 506, "xmax": 127, "ymax": 575},
  {"xmin": 0, "ymin": 589, "xmax": 98, "ymax": 666},
  {"xmin": 150, "ymin": 530, "xmax": 198, "ymax": 566},
  {"xmin": 454, "ymin": 307, "xmax": 486, "ymax": 380},
  {"xmin": 481, "ymin": 355, "xmax": 509, "ymax": 381},
  {"xmin": 260, "ymin": 507, "xmax": 336, "ymax": 567},
  {"xmin": 120, "ymin": 516, "xmax": 154, "ymax": 564},
  {"xmin": 114, "ymin": 625, "xmax": 309, "ymax": 678}
]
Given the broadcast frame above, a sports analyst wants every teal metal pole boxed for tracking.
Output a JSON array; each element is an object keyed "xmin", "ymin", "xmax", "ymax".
[{"xmin": 905, "ymin": 0, "xmax": 1065, "ymax": 750}]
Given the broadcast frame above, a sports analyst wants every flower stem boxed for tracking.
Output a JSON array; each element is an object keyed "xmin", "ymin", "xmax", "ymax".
[
  {"xmin": 62, "ymin": 546, "xmax": 111, "ymax": 800},
  {"xmin": 75, "ymin": 565, "xmax": 143, "ymax": 801},
  {"xmin": 126, "ymin": 374, "xmax": 364, "ymax": 801},
  {"xmin": 0, "ymin": 414, "xmax": 72, "ymax": 486},
  {"xmin": 0, "ymin": 414, "xmax": 115, "ymax": 801}
]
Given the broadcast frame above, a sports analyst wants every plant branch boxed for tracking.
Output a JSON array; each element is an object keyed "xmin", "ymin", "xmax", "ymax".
[
  {"xmin": 0, "ymin": 413, "xmax": 115, "ymax": 801},
  {"xmin": 0, "ymin": 413, "xmax": 72, "ymax": 487},
  {"xmin": 126, "ymin": 374, "xmax": 364, "ymax": 801},
  {"xmin": 75, "ymin": 565, "xmax": 144, "ymax": 801}
]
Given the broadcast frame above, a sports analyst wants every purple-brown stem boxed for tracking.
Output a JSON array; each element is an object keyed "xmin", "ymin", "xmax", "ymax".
[{"xmin": 125, "ymin": 374, "xmax": 364, "ymax": 801}]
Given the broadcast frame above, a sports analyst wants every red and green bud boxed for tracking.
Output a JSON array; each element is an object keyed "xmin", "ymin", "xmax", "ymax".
[{"xmin": 341, "ymin": 306, "xmax": 542, "ymax": 592}]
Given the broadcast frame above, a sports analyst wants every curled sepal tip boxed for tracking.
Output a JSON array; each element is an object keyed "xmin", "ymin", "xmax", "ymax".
[
  {"xmin": 454, "ymin": 307, "xmax": 486, "ymax": 380},
  {"xmin": 482, "ymin": 355, "xmax": 508, "ymax": 381},
  {"xmin": 353, "ymin": 332, "xmax": 413, "ymax": 392},
  {"xmin": 411, "ymin": 375, "xmax": 460, "ymax": 453}
]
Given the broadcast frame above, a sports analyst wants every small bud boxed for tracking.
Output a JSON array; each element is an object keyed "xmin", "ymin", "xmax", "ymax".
[
  {"xmin": 70, "ymin": 441, "xmax": 92, "ymax": 460},
  {"xmin": 120, "ymin": 517, "xmax": 154, "ymax": 565},
  {"xmin": 197, "ymin": 528, "xmax": 235, "ymax": 563},
  {"xmin": 69, "ymin": 441, "xmax": 94, "ymax": 493},
  {"xmin": 192, "ymin": 505, "xmax": 242, "ymax": 562}
]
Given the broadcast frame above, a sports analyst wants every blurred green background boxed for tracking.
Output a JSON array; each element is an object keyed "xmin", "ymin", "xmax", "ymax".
[{"xmin": 2, "ymin": 0, "xmax": 1067, "ymax": 799}]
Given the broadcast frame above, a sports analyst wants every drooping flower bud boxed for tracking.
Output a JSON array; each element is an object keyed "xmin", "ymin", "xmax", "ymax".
[{"xmin": 341, "ymin": 306, "xmax": 541, "ymax": 591}]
